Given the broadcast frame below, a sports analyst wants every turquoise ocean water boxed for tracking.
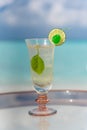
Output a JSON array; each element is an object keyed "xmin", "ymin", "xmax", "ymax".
[{"xmin": 0, "ymin": 40, "xmax": 87, "ymax": 92}]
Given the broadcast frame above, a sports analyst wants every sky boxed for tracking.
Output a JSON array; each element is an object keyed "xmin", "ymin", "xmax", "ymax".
[{"xmin": 0, "ymin": 0, "xmax": 87, "ymax": 40}]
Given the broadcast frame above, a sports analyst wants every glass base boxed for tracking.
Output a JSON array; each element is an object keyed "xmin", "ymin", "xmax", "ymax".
[{"xmin": 29, "ymin": 107, "xmax": 57, "ymax": 116}]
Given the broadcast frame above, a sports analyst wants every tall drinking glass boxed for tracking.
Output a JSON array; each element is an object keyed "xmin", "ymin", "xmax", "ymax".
[{"xmin": 25, "ymin": 38, "xmax": 57, "ymax": 116}]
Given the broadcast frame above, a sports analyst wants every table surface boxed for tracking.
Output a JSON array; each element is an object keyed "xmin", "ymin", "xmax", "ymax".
[{"xmin": 0, "ymin": 90, "xmax": 87, "ymax": 130}]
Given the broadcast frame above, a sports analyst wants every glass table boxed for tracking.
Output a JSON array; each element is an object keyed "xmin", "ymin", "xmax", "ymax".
[{"xmin": 0, "ymin": 90, "xmax": 87, "ymax": 130}]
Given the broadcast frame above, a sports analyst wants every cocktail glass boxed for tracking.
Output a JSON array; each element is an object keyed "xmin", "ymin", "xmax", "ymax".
[{"xmin": 25, "ymin": 38, "xmax": 57, "ymax": 116}]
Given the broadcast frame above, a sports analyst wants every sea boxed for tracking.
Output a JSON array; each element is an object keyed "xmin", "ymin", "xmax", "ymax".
[{"xmin": 0, "ymin": 40, "xmax": 87, "ymax": 92}]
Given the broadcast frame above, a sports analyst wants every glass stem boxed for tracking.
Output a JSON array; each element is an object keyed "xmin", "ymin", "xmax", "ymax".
[{"xmin": 35, "ymin": 94, "xmax": 49, "ymax": 111}]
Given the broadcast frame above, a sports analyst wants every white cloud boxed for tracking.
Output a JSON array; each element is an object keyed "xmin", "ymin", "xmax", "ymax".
[
  {"xmin": 78, "ymin": 10, "xmax": 87, "ymax": 27},
  {"xmin": 0, "ymin": 0, "xmax": 87, "ymax": 28},
  {"xmin": 28, "ymin": 0, "xmax": 42, "ymax": 12},
  {"xmin": 0, "ymin": 10, "xmax": 17, "ymax": 26},
  {"xmin": 26, "ymin": 0, "xmax": 87, "ymax": 27},
  {"xmin": 0, "ymin": 0, "xmax": 14, "ymax": 7}
]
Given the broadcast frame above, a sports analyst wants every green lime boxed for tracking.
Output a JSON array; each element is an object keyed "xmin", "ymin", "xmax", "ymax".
[
  {"xmin": 48, "ymin": 28, "xmax": 65, "ymax": 46},
  {"xmin": 52, "ymin": 34, "xmax": 61, "ymax": 44}
]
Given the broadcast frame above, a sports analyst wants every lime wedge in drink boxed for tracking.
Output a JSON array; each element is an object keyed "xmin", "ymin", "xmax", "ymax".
[
  {"xmin": 31, "ymin": 47, "xmax": 45, "ymax": 74},
  {"xmin": 48, "ymin": 29, "xmax": 66, "ymax": 46}
]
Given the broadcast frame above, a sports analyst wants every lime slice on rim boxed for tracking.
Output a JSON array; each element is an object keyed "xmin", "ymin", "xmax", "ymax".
[{"xmin": 48, "ymin": 29, "xmax": 66, "ymax": 46}]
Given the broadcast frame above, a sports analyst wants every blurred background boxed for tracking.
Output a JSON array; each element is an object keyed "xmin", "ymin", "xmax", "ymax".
[{"xmin": 0, "ymin": 0, "xmax": 87, "ymax": 92}]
